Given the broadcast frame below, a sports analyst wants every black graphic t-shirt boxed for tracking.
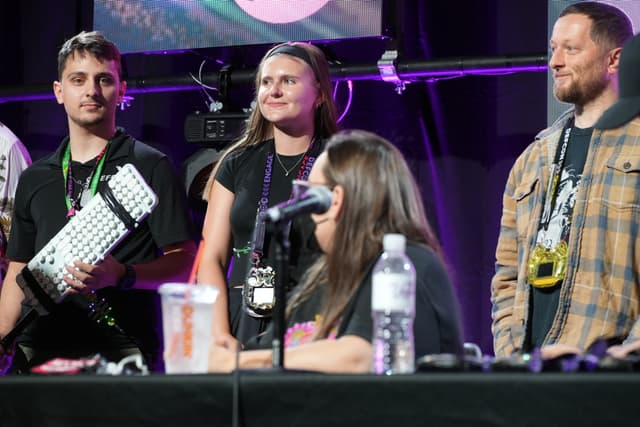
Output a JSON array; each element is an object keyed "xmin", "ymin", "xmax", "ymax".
[{"xmin": 528, "ymin": 125, "xmax": 592, "ymax": 350}]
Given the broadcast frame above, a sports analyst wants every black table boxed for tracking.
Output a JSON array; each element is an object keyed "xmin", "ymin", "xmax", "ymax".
[{"xmin": 1, "ymin": 371, "xmax": 637, "ymax": 427}]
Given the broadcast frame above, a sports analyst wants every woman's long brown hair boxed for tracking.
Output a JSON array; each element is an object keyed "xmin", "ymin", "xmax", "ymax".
[{"xmin": 287, "ymin": 130, "xmax": 443, "ymax": 338}]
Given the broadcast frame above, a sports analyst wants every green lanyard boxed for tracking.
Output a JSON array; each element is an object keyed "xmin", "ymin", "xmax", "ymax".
[{"xmin": 62, "ymin": 141, "xmax": 110, "ymax": 218}]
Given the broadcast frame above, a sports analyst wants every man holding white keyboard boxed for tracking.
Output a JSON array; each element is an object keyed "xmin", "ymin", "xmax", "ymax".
[{"xmin": 0, "ymin": 31, "xmax": 196, "ymax": 373}]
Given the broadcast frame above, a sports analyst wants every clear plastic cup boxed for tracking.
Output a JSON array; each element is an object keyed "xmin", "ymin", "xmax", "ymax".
[{"xmin": 158, "ymin": 283, "xmax": 218, "ymax": 374}]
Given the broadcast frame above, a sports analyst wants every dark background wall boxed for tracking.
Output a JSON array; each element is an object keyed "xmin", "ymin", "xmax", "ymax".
[{"xmin": 0, "ymin": 0, "xmax": 549, "ymax": 354}]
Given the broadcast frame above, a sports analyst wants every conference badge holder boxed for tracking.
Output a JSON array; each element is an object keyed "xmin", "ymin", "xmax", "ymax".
[
  {"xmin": 242, "ymin": 209, "xmax": 276, "ymax": 318},
  {"xmin": 243, "ymin": 260, "xmax": 276, "ymax": 318},
  {"xmin": 527, "ymin": 240, "xmax": 568, "ymax": 288},
  {"xmin": 527, "ymin": 123, "xmax": 572, "ymax": 289}
]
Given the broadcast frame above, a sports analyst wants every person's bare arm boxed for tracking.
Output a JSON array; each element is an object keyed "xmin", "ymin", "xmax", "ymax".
[
  {"xmin": 63, "ymin": 240, "xmax": 197, "ymax": 292},
  {"xmin": 0, "ymin": 261, "xmax": 27, "ymax": 354},
  {"xmin": 125, "ymin": 240, "xmax": 197, "ymax": 289},
  {"xmin": 209, "ymin": 335, "xmax": 372, "ymax": 373},
  {"xmin": 198, "ymin": 180, "xmax": 237, "ymax": 349}
]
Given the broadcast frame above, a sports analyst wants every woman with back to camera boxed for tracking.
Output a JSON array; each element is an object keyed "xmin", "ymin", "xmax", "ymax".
[
  {"xmin": 208, "ymin": 130, "xmax": 464, "ymax": 373},
  {"xmin": 198, "ymin": 42, "xmax": 339, "ymax": 349}
]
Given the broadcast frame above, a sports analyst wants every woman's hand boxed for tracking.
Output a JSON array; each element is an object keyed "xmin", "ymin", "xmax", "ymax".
[
  {"xmin": 214, "ymin": 332, "xmax": 240, "ymax": 351},
  {"xmin": 208, "ymin": 343, "xmax": 237, "ymax": 373}
]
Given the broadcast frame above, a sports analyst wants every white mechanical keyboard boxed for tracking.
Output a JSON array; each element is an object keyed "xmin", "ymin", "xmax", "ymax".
[{"xmin": 23, "ymin": 163, "xmax": 158, "ymax": 303}]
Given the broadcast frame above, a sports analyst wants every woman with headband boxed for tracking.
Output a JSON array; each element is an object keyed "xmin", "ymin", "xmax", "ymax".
[{"xmin": 198, "ymin": 42, "xmax": 339, "ymax": 349}]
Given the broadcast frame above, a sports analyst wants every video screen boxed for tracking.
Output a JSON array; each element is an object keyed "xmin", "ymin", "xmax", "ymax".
[{"xmin": 93, "ymin": 0, "xmax": 385, "ymax": 54}]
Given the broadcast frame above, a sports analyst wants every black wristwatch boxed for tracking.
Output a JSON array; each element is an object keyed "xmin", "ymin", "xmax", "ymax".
[{"xmin": 117, "ymin": 264, "xmax": 136, "ymax": 290}]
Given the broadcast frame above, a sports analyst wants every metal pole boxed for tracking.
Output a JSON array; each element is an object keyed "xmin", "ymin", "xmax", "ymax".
[{"xmin": 0, "ymin": 53, "xmax": 547, "ymax": 103}]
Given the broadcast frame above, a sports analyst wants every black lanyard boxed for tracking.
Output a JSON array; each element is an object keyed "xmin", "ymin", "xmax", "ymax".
[
  {"xmin": 539, "ymin": 120, "xmax": 573, "ymax": 232},
  {"xmin": 250, "ymin": 139, "xmax": 318, "ymax": 261}
]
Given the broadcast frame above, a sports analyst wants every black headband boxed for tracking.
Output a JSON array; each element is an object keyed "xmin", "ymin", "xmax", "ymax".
[{"xmin": 266, "ymin": 44, "xmax": 313, "ymax": 67}]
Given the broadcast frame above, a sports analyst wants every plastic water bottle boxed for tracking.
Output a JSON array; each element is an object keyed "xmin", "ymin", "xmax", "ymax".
[{"xmin": 371, "ymin": 233, "xmax": 416, "ymax": 375}]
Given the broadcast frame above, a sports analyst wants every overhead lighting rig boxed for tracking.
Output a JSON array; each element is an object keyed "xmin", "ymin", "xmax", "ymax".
[{"xmin": 183, "ymin": 111, "xmax": 250, "ymax": 147}]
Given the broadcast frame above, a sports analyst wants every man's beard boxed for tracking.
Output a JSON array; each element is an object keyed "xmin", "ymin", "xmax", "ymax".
[{"xmin": 554, "ymin": 71, "xmax": 608, "ymax": 107}]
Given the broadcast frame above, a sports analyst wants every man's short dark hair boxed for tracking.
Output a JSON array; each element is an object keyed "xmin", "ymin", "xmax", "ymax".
[
  {"xmin": 560, "ymin": 1, "xmax": 633, "ymax": 51},
  {"xmin": 57, "ymin": 31, "xmax": 122, "ymax": 79}
]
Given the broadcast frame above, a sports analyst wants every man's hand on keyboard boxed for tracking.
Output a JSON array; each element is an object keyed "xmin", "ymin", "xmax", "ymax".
[{"xmin": 63, "ymin": 255, "xmax": 125, "ymax": 292}]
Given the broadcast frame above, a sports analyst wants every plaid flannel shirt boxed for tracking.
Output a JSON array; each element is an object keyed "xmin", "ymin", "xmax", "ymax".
[{"xmin": 492, "ymin": 110, "xmax": 640, "ymax": 356}]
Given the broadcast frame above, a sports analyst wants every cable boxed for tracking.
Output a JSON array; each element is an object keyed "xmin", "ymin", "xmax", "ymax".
[
  {"xmin": 421, "ymin": 69, "xmax": 520, "ymax": 84},
  {"xmin": 467, "ymin": 70, "xmax": 518, "ymax": 76},
  {"xmin": 231, "ymin": 295, "xmax": 250, "ymax": 427},
  {"xmin": 331, "ymin": 60, "xmax": 354, "ymax": 123},
  {"xmin": 188, "ymin": 59, "xmax": 220, "ymax": 112},
  {"xmin": 336, "ymin": 80, "xmax": 353, "ymax": 123},
  {"xmin": 232, "ymin": 337, "xmax": 242, "ymax": 427},
  {"xmin": 188, "ymin": 60, "xmax": 219, "ymax": 91},
  {"xmin": 100, "ymin": 185, "xmax": 136, "ymax": 231}
]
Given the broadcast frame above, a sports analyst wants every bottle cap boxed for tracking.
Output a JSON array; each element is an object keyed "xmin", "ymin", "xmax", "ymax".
[{"xmin": 382, "ymin": 233, "xmax": 406, "ymax": 252}]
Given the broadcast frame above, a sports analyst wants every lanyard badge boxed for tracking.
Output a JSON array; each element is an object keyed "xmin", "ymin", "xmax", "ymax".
[
  {"xmin": 242, "ymin": 140, "xmax": 317, "ymax": 318},
  {"xmin": 527, "ymin": 124, "xmax": 572, "ymax": 289},
  {"xmin": 62, "ymin": 141, "xmax": 110, "ymax": 218}
]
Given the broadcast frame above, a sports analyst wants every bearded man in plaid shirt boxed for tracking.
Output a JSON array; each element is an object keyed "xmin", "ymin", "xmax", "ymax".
[{"xmin": 491, "ymin": 2, "xmax": 638, "ymax": 358}]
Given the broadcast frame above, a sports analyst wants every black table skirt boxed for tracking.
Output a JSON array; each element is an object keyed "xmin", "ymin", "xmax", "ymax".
[{"xmin": 0, "ymin": 371, "xmax": 637, "ymax": 427}]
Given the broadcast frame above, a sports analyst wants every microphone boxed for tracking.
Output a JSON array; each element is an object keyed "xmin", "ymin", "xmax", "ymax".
[{"xmin": 263, "ymin": 186, "xmax": 332, "ymax": 223}]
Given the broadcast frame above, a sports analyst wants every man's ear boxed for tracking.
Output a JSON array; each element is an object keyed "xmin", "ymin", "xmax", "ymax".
[
  {"xmin": 53, "ymin": 81, "xmax": 63, "ymax": 105},
  {"xmin": 118, "ymin": 80, "xmax": 127, "ymax": 103},
  {"xmin": 608, "ymin": 47, "xmax": 622, "ymax": 73}
]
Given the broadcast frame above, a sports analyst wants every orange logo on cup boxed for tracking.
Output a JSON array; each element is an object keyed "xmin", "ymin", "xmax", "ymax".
[{"xmin": 182, "ymin": 303, "xmax": 194, "ymax": 357}]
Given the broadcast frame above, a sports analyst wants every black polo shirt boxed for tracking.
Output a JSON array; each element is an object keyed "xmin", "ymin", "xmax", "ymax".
[{"xmin": 7, "ymin": 128, "xmax": 194, "ymax": 361}]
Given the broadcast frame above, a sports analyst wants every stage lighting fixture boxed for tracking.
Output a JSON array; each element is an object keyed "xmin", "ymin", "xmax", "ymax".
[
  {"xmin": 184, "ymin": 111, "xmax": 249, "ymax": 146},
  {"xmin": 182, "ymin": 147, "xmax": 224, "ymax": 205}
]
